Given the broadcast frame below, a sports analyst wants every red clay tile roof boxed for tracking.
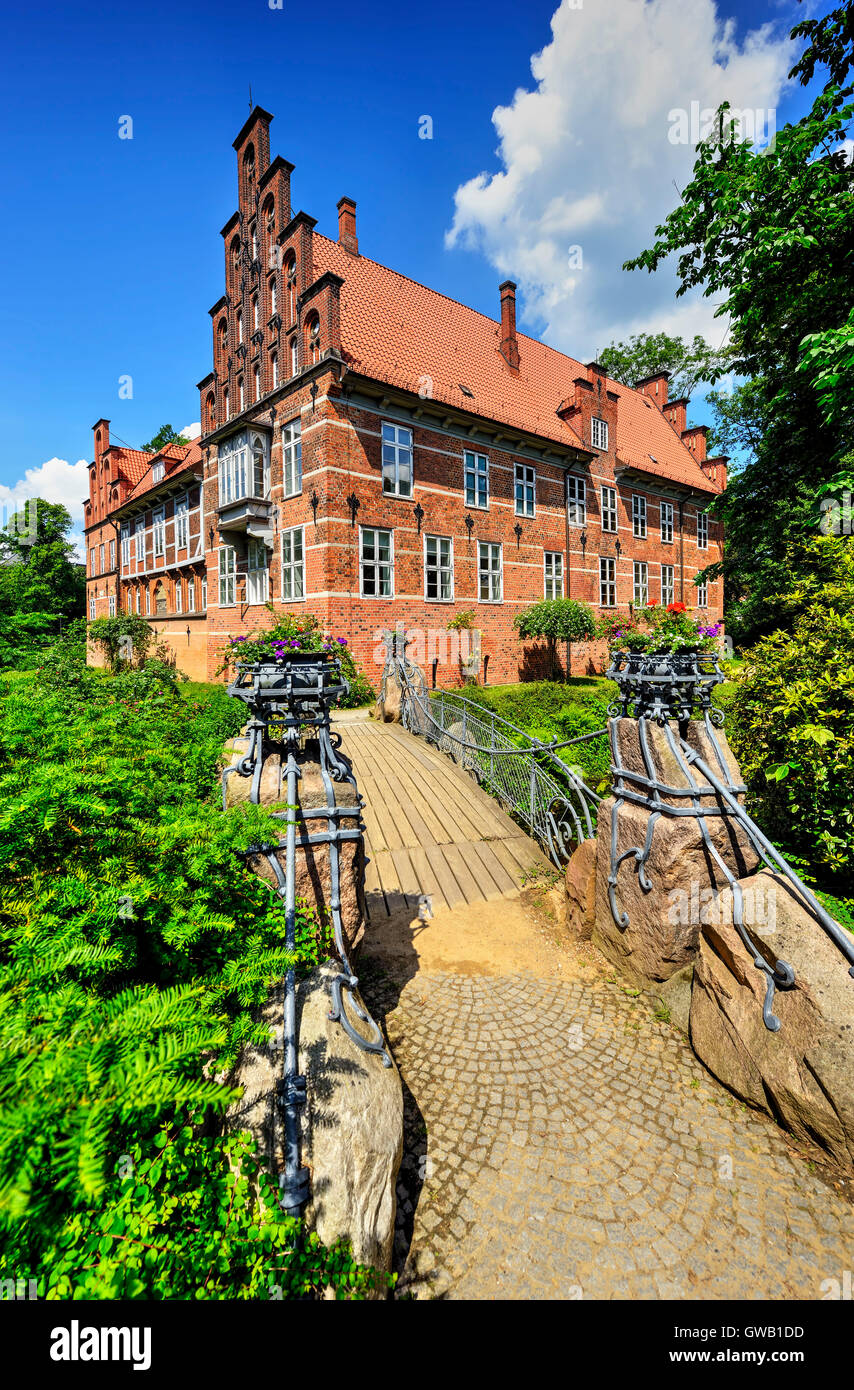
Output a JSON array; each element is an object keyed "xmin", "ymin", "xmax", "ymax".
[
  {"xmin": 313, "ymin": 234, "xmax": 720, "ymax": 496},
  {"xmin": 124, "ymin": 442, "xmax": 202, "ymax": 504},
  {"xmin": 113, "ymin": 448, "xmax": 155, "ymax": 486}
]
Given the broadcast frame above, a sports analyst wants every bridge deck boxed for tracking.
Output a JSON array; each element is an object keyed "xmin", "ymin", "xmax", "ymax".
[{"xmin": 334, "ymin": 713, "xmax": 552, "ymax": 917}]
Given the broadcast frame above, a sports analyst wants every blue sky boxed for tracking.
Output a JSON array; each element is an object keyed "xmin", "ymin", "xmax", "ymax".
[{"xmin": 0, "ymin": 0, "xmax": 833, "ymax": 531}]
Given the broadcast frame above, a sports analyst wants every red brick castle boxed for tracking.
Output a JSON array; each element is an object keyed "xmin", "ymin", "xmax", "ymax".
[{"xmin": 84, "ymin": 106, "xmax": 725, "ymax": 685}]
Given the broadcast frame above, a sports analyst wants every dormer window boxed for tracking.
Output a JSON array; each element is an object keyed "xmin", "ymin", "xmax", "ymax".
[
  {"xmin": 591, "ymin": 417, "xmax": 609, "ymax": 451},
  {"xmin": 152, "ymin": 461, "xmax": 165, "ymax": 483}
]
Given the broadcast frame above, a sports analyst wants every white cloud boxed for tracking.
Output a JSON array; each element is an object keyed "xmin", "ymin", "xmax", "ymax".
[
  {"xmin": 0, "ymin": 457, "xmax": 89, "ymax": 561},
  {"xmin": 446, "ymin": 0, "xmax": 794, "ymax": 362},
  {"xmin": 180, "ymin": 421, "xmax": 202, "ymax": 440}
]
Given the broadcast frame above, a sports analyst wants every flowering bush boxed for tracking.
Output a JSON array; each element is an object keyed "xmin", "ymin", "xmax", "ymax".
[
  {"xmin": 217, "ymin": 611, "xmax": 374, "ymax": 708},
  {"xmin": 601, "ymin": 601, "xmax": 723, "ymax": 656}
]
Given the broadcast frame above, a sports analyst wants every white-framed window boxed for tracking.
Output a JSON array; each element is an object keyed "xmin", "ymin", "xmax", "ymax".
[
  {"xmin": 661, "ymin": 564, "xmax": 675, "ymax": 606},
  {"xmin": 282, "ymin": 418, "xmax": 302, "ymax": 496},
  {"xmin": 464, "ymin": 451, "xmax": 489, "ymax": 509},
  {"xmin": 175, "ymin": 497, "xmax": 189, "ymax": 550},
  {"xmin": 224, "ymin": 388, "xmax": 229, "ymax": 421},
  {"xmin": 290, "ymin": 338, "xmax": 298, "ymax": 377},
  {"xmin": 135, "ymin": 587, "xmax": 141, "ymax": 614},
  {"xmin": 152, "ymin": 461, "xmax": 165, "ymax": 483},
  {"xmin": 633, "ymin": 561, "xmax": 649, "ymax": 608},
  {"xmin": 218, "ymin": 428, "xmax": 269, "ymax": 505},
  {"xmin": 99, "ymin": 543, "xmax": 105, "ymax": 572},
  {"xmin": 477, "ymin": 541, "xmax": 502, "ymax": 602},
  {"xmin": 270, "ymin": 279, "xmax": 277, "ymax": 316},
  {"xmin": 544, "ymin": 551, "xmax": 564, "ymax": 599},
  {"xmin": 599, "ymin": 556, "xmax": 616, "ymax": 607},
  {"xmin": 381, "ymin": 422, "xmax": 413, "ymax": 498},
  {"xmin": 109, "ymin": 540, "xmax": 116, "ymax": 569},
  {"xmin": 238, "ymin": 377, "xmax": 245, "ymax": 412},
  {"xmin": 121, "ymin": 532, "xmax": 130, "ymax": 570},
  {"xmin": 424, "ymin": 534, "xmax": 453, "ymax": 601},
  {"xmin": 281, "ymin": 526, "xmax": 305, "ymax": 600},
  {"xmin": 697, "ymin": 511, "xmax": 709, "ymax": 550},
  {"xmin": 360, "ymin": 527, "xmax": 393, "ymax": 597},
  {"xmin": 246, "ymin": 539, "xmax": 269, "ymax": 604},
  {"xmin": 88, "ymin": 597, "xmax": 95, "ymax": 620},
  {"xmin": 134, "ymin": 519, "xmax": 146, "ymax": 565},
  {"xmin": 187, "ymin": 578, "xmax": 196, "ymax": 612},
  {"xmin": 252, "ymin": 296, "xmax": 258, "ymax": 331},
  {"xmin": 108, "ymin": 594, "xmax": 116, "ymax": 617},
  {"xmin": 601, "ymin": 485, "xmax": 618, "ymax": 533},
  {"xmin": 515, "ymin": 463, "xmax": 535, "ymax": 517},
  {"xmin": 661, "ymin": 500, "xmax": 674, "ymax": 544},
  {"xmin": 145, "ymin": 587, "xmax": 151, "ymax": 615},
  {"xmin": 153, "ymin": 507, "xmax": 165, "ymax": 556},
  {"xmin": 201, "ymin": 577, "xmax": 207, "ymax": 610},
  {"xmin": 697, "ymin": 579, "xmax": 708, "ymax": 607},
  {"xmin": 271, "ymin": 351, "xmax": 278, "ymax": 388},
  {"xmin": 175, "ymin": 579, "xmax": 183, "ymax": 614},
  {"xmin": 253, "ymin": 364, "xmax": 261, "ymax": 402},
  {"xmin": 89, "ymin": 548, "xmax": 96, "ymax": 576},
  {"xmin": 237, "ymin": 310, "xmax": 243, "ymax": 344},
  {"xmin": 592, "ymin": 417, "xmax": 609, "ymax": 451},
  {"xmin": 567, "ymin": 475, "xmax": 586, "ymax": 526},
  {"xmin": 632, "ymin": 494, "xmax": 647, "ymax": 539},
  {"xmin": 218, "ymin": 546, "xmax": 237, "ymax": 607}
]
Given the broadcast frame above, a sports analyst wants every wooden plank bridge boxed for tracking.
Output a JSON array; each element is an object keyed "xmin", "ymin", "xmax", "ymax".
[{"xmin": 334, "ymin": 711, "xmax": 552, "ymax": 918}]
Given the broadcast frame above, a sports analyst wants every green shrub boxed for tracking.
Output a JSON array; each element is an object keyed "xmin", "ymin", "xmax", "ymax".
[
  {"xmin": 0, "ymin": 641, "xmax": 377, "ymax": 1298},
  {"xmin": 725, "ymin": 537, "xmax": 854, "ymax": 888}
]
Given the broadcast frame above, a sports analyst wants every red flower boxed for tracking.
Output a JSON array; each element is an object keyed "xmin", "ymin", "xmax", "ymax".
[
  {"xmin": 667, "ymin": 601, "xmax": 687, "ymax": 613},
  {"xmin": 647, "ymin": 599, "xmax": 658, "ymax": 607}
]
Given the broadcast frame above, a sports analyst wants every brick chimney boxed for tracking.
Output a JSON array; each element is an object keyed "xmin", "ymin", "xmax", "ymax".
[
  {"xmin": 499, "ymin": 281, "xmax": 520, "ymax": 370},
  {"xmin": 635, "ymin": 371, "xmax": 670, "ymax": 407},
  {"xmin": 664, "ymin": 397, "xmax": 689, "ymax": 434},
  {"xmin": 703, "ymin": 455, "xmax": 729, "ymax": 490},
  {"xmin": 337, "ymin": 197, "xmax": 359, "ymax": 255},
  {"xmin": 681, "ymin": 424, "xmax": 708, "ymax": 463}
]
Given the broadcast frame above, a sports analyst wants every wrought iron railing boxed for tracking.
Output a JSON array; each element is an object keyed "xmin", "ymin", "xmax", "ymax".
[
  {"xmin": 225, "ymin": 654, "xmax": 390, "ymax": 1218},
  {"xmin": 381, "ymin": 632, "xmax": 606, "ymax": 868},
  {"xmin": 382, "ymin": 635, "xmax": 854, "ymax": 1035}
]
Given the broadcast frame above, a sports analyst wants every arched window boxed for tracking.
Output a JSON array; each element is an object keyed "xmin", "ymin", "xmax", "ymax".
[
  {"xmin": 242, "ymin": 143, "xmax": 255, "ymax": 195},
  {"xmin": 230, "ymin": 236, "xmax": 240, "ymax": 274},
  {"xmin": 263, "ymin": 196, "xmax": 275, "ymax": 236},
  {"xmin": 305, "ymin": 313, "xmax": 321, "ymax": 364},
  {"xmin": 218, "ymin": 317, "xmax": 228, "ymax": 361},
  {"xmin": 269, "ymin": 278, "xmax": 277, "ymax": 316},
  {"xmin": 290, "ymin": 337, "xmax": 298, "ymax": 378},
  {"xmin": 286, "ymin": 257, "xmax": 297, "ymax": 324},
  {"xmin": 95, "ymin": 429, "xmax": 102, "ymax": 452},
  {"xmin": 206, "ymin": 392, "xmax": 216, "ymax": 430},
  {"xmin": 271, "ymin": 351, "xmax": 278, "ymax": 388}
]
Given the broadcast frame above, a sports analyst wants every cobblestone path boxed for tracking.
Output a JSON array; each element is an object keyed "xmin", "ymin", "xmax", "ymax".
[
  {"xmin": 363, "ymin": 965, "xmax": 852, "ymax": 1300},
  {"xmin": 346, "ymin": 718, "xmax": 852, "ymax": 1300}
]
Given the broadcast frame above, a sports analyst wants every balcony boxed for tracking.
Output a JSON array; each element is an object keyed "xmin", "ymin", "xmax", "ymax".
[{"xmin": 216, "ymin": 425, "xmax": 272, "ymax": 536}]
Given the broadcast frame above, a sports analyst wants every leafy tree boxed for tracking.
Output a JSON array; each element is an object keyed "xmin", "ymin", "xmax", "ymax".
[
  {"xmin": 140, "ymin": 424, "xmax": 189, "ymax": 454},
  {"xmin": 0, "ymin": 499, "xmax": 84, "ymax": 621},
  {"xmin": 514, "ymin": 599, "xmax": 597, "ymax": 680},
  {"xmin": 598, "ymin": 331, "xmax": 730, "ymax": 403},
  {"xmin": 623, "ymin": 10, "xmax": 854, "ymax": 645}
]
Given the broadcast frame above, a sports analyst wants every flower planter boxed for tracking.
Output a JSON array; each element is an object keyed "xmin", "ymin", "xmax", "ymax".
[{"xmin": 606, "ymin": 649, "xmax": 724, "ymax": 723}]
